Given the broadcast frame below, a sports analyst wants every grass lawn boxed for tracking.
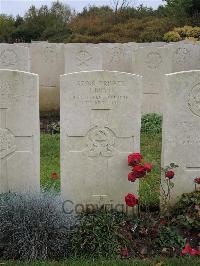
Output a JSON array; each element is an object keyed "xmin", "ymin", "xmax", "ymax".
[
  {"xmin": 140, "ymin": 132, "xmax": 162, "ymax": 207},
  {"xmin": 1, "ymin": 257, "xmax": 200, "ymax": 266},
  {"xmin": 40, "ymin": 133, "xmax": 60, "ymax": 192},
  {"xmin": 40, "ymin": 132, "xmax": 162, "ymax": 206}
]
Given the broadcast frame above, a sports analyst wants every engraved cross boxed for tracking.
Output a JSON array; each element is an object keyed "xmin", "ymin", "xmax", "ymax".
[{"xmin": 0, "ymin": 108, "xmax": 33, "ymax": 191}]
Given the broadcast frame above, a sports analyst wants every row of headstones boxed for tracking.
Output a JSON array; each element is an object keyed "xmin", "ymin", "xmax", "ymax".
[
  {"xmin": 1, "ymin": 41, "xmax": 200, "ymax": 113},
  {"xmin": 1, "ymin": 68, "xmax": 199, "ymax": 207}
]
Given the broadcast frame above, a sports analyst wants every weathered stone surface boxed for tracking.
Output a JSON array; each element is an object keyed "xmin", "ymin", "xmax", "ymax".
[
  {"xmin": 39, "ymin": 86, "xmax": 60, "ymax": 112},
  {"xmin": 65, "ymin": 44, "xmax": 102, "ymax": 73},
  {"xmin": 30, "ymin": 42, "xmax": 65, "ymax": 111},
  {"xmin": 60, "ymin": 70, "xmax": 142, "ymax": 210},
  {"xmin": 101, "ymin": 43, "xmax": 136, "ymax": 73},
  {"xmin": 162, "ymin": 70, "xmax": 200, "ymax": 204},
  {"xmin": 170, "ymin": 43, "xmax": 199, "ymax": 72},
  {"xmin": 135, "ymin": 46, "xmax": 172, "ymax": 113},
  {"xmin": 30, "ymin": 42, "xmax": 64, "ymax": 87},
  {"xmin": 0, "ymin": 70, "xmax": 40, "ymax": 193},
  {"xmin": 138, "ymin": 42, "xmax": 166, "ymax": 47},
  {"xmin": 0, "ymin": 44, "xmax": 30, "ymax": 71}
]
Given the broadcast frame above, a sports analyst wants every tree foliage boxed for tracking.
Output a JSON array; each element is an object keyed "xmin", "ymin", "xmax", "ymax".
[
  {"xmin": 0, "ymin": 15, "xmax": 16, "ymax": 42},
  {"xmin": 0, "ymin": 0, "xmax": 199, "ymax": 43},
  {"xmin": 164, "ymin": 0, "xmax": 200, "ymax": 16}
]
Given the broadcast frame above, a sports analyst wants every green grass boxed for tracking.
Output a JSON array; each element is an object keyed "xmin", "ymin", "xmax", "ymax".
[
  {"xmin": 1, "ymin": 257, "xmax": 200, "ymax": 266},
  {"xmin": 140, "ymin": 132, "xmax": 162, "ymax": 207},
  {"xmin": 40, "ymin": 133, "xmax": 60, "ymax": 192},
  {"xmin": 40, "ymin": 132, "xmax": 162, "ymax": 206}
]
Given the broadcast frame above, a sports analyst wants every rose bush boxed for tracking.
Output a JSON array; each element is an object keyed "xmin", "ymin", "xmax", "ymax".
[
  {"xmin": 125, "ymin": 152, "xmax": 152, "ymax": 208},
  {"xmin": 127, "ymin": 153, "xmax": 152, "ymax": 183},
  {"xmin": 161, "ymin": 163, "xmax": 179, "ymax": 212}
]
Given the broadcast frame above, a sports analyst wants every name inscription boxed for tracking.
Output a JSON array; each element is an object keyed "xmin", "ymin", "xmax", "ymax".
[{"xmin": 71, "ymin": 80, "xmax": 129, "ymax": 109}]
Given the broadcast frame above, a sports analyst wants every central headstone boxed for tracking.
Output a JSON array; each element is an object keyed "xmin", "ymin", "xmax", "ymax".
[{"xmin": 60, "ymin": 71, "xmax": 142, "ymax": 209}]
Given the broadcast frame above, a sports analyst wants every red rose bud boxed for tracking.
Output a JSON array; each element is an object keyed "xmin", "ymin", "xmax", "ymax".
[
  {"xmin": 144, "ymin": 163, "xmax": 153, "ymax": 173},
  {"xmin": 128, "ymin": 172, "xmax": 137, "ymax": 182},
  {"xmin": 51, "ymin": 172, "xmax": 59, "ymax": 180},
  {"xmin": 133, "ymin": 165, "xmax": 146, "ymax": 178},
  {"xmin": 128, "ymin": 153, "xmax": 142, "ymax": 166},
  {"xmin": 165, "ymin": 170, "xmax": 175, "ymax": 179},
  {"xmin": 120, "ymin": 247, "xmax": 129, "ymax": 257},
  {"xmin": 125, "ymin": 193, "xmax": 138, "ymax": 207},
  {"xmin": 194, "ymin": 177, "xmax": 200, "ymax": 184}
]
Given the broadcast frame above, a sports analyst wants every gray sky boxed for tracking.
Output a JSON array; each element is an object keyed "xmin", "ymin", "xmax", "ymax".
[{"xmin": 0, "ymin": 0, "xmax": 164, "ymax": 17}]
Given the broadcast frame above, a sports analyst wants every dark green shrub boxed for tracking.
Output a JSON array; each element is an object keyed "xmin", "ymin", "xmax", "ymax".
[
  {"xmin": 171, "ymin": 191, "xmax": 200, "ymax": 230},
  {"xmin": 69, "ymin": 209, "xmax": 129, "ymax": 258},
  {"xmin": 141, "ymin": 113, "xmax": 162, "ymax": 134},
  {"xmin": 0, "ymin": 193, "xmax": 75, "ymax": 260},
  {"xmin": 155, "ymin": 226, "xmax": 185, "ymax": 249}
]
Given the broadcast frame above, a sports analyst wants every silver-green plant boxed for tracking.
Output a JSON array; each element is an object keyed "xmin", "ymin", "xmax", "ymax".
[{"xmin": 0, "ymin": 192, "xmax": 76, "ymax": 261}]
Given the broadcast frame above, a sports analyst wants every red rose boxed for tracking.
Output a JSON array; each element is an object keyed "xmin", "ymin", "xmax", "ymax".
[
  {"xmin": 133, "ymin": 165, "xmax": 146, "ymax": 178},
  {"xmin": 144, "ymin": 163, "xmax": 153, "ymax": 173},
  {"xmin": 120, "ymin": 247, "xmax": 129, "ymax": 257},
  {"xmin": 128, "ymin": 172, "xmax": 137, "ymax": 182},
  {"xmin": 125, "ymin": 193, "xmax": 138, "ymax": 207},
  {"xmin": 128, "ymin": 153, "xmax": 142, "ymax": 166},
  {"xmin": 51, "ymin": 172, "xmax": 59, "ymax": 180},
  {"xmin": 165, "ymin": 170, "xmax": 175, "ymax": 179},
  {"xmin": 181, "ymin": 243, "xmax": 200, "ymax": 256},
  {"xmin": 194, "ymin": 177, "xmax": 200, "ymax": 184}
]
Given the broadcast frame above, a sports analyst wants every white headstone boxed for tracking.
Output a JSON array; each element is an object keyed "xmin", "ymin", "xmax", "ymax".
[
  {"xmin": 135, "ymin": 46, "xmax": 172, "ymax": 113},
  {"xmin": 0, "ymin": 70, "xmax": 40, "ymax": 193},
  {"xmin": 170, "ymin": 43, "xmax": 199, "ymax": 72},
  {"xmin": 30, "ymin": 42, "xmax": 64, "ymax": 87},
  {"xmin": 0, "ymin": 44, "xmax": 30, "ymax": 71},
  {"xmin": 162, "ymin": 70, "xmax": 200, "ymax": 204},
  {"xmin": 124, "ymin": 43, "xmax": 139, "ymax": 73},
  {"xmin": 102, "ymin": 43, "xmax": 135, "ymax": 73},
  {"xmin": 30, "ymin": 43, "xmax": 65, "ymax": 112},
  {"xmin": 60, "ymin": 70, "xmax": 142, "ymax": 210},
  {"xmin": 65, "ymin": 44, "xmax": 102, "ymax": 73}
]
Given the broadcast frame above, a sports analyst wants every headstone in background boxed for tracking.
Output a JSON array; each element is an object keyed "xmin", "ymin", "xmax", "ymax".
[
  {"xmin": 101, "ymin": 43, "xmax": 135, "ymax": 73},
  {"xmin": 170, "ymin": 43, "xmax": 198, "ymax": 72},
  {"xmin": 65, "ymin": 44, "xmax": 102, "ymax": 73},
  {"xmin": 135, "ymin": 46, "xmax": 172, "ymax": 113},
  {"xmin": 0, "ymin": 44, "xmax": 30, "ymax": 71},
  {"xmin": 30, "ymin": 43, "xmax": 65, "ymax": 112}
]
